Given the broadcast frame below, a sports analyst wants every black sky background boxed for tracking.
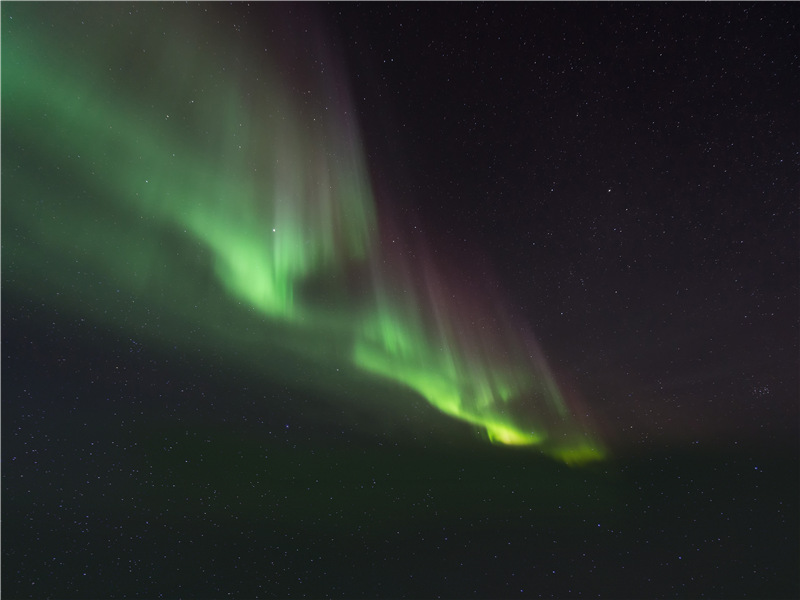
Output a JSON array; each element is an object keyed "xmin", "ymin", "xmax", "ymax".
[
  {"xmin": 3, "ymin": 2, "xmax": 799, "ymax": 599},
  {"xmin": 325, "ymin": 1, "xmax": 799, "ymax": 451}
]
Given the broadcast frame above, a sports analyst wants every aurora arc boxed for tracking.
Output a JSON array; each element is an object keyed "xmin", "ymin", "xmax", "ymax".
[{"xmin": 3, "ymin": 4, "xmax": 605, "ymax": 464}]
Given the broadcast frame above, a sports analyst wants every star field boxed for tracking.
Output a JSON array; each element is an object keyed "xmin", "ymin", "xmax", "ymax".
[{"xmin": 3, "ymin": 2, "xmax": 798, "ymax": 598}]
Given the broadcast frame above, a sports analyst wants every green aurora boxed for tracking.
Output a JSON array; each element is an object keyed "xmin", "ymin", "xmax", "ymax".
[{"xmin": 3, "ymin": 4, "xmax": 605, "ymax": 464}]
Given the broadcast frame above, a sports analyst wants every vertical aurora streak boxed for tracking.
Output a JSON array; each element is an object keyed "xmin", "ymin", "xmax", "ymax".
[{"xmin": 3, "ymin": 4, "xmax": 604, "ymax": 463}]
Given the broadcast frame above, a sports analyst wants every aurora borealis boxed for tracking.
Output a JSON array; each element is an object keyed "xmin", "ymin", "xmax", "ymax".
[
  {"xmin": 4, "ymin": 3, "xmax": 603, "ymax": 463},
  {"xmin": 4, "ymin": 3, "xmax": 798, "ymax": 599}
]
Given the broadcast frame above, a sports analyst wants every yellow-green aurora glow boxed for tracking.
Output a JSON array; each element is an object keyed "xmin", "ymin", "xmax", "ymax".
[{"xmin": 4, "ymin": 4, "xmax": 605, "ymax": 464}]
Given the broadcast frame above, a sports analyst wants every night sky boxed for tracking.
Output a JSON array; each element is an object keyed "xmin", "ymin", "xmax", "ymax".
[{"xmin": 3, "ymin": 2, "xmax": 798, "ymax": 599}]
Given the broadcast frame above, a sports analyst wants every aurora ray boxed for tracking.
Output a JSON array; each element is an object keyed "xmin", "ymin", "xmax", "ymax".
[{"xmin": 3, "ymin": 4, "xmax": 605, "ymax": 464}]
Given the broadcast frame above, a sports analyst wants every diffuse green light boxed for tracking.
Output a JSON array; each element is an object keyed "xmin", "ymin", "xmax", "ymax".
[{"xmin": 3, "ymin": 4, "xmax": 605, "ymax": 464}]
